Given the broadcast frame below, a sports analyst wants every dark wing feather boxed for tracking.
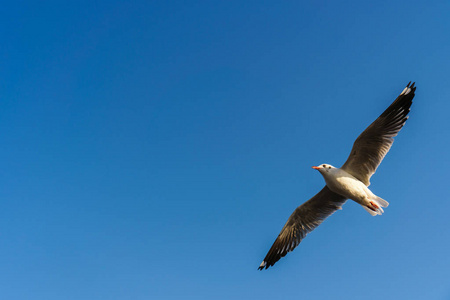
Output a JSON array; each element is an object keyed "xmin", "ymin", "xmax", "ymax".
[
  {"xmin": 258, "ymin": 186, "xmax": 347, "ymax": 270},
  {"xmin": 341, "ymin": 82, "xmax": 416, "ymax": 186}
]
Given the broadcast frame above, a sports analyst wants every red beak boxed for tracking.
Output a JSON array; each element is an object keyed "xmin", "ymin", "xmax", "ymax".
[{"xmin": 312, "ymin": 166, "xmax": 321, "ymax": 170}]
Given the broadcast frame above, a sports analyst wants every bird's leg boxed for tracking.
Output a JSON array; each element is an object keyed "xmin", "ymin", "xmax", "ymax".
[{"xmin": 368, "ymin": 201, "xmax": 380, "ymax": 211}]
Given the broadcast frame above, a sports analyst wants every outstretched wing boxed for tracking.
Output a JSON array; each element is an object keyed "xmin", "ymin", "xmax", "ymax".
[
  {"xmin": 258, "ymin": 186, "xmax": 347, "ymax": 270},
  {"xmin": 341, "ymin": 82, "xmax": 416, "ymax": 186}
]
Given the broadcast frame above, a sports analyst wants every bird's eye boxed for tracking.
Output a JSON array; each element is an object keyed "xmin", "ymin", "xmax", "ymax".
[{"xmin": 322, "ymin": 164, "xmax": 326, "ymax": 167}]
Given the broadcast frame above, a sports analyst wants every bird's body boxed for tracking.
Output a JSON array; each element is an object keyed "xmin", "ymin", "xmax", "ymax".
[
  {"xmin": 258, "ymin": 82, "xmax": 416, "ymax": 270},
  {"xmin": 315, "ymin": 164, "xmax": 388, "ymax": 216}
]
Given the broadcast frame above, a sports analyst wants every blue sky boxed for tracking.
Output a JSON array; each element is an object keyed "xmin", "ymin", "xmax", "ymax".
[{"xmin": 1, "ymin": 1, "xmax": 449, "ymax": 299}]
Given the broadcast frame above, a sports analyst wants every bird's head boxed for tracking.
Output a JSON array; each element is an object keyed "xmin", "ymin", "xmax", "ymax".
[{"xmin": 312, "ymin": 164, "xmax": 335, "ymax": 174}]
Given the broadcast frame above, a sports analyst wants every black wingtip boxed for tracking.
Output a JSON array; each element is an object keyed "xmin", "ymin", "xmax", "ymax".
[
  {"xmin": 410, "ymin": 82, "xmax": 415, "ymax": 89},
  {"xmin": 407, "ymin": 81, "xmax": 411, "ymax": 87},
  {"xmin": 258, "ymin": 262, "xmax": 268, "ymax": 270}
]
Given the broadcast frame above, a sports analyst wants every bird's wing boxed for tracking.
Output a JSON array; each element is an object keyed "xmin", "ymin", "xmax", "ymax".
[
  {"xmin": 340, "ymin": 82, "xmax": 416, "ymax": 186},
  {"xmin": 258, "ymin": 186, "xmax": 347, "ymax": 270}
]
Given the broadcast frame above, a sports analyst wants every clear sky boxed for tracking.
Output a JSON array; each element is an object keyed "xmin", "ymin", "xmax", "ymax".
[{"xmin": 1, "ymin": 1, "xmax": 449, "ymax": 299}]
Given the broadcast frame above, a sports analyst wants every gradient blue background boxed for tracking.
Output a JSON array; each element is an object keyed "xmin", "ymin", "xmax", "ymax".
[{"xmin": 1, "ymin": 1, "xmax": 449, "ymax": 299}]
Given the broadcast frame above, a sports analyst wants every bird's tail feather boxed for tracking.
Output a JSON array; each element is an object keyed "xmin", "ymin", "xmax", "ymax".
[
  {"xmin": 363, "ymin": 205, "xmax": 378, "ymax": 216},
  {"xmin": 374, "ymin": 196, "xmax": 389, "ymax": 208},
  {"xmin": 363, "ymin": 196, "xmax": 389, "ymax": 216}
]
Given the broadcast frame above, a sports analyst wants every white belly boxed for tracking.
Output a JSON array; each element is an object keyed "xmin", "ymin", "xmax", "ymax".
[{"xmin": 323, "ymin": 169, "xmax": 372, "ymax": 204}]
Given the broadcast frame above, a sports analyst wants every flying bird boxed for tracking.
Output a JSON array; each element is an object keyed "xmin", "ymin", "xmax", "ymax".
[{"xmin": 258, "ymin": 82, "xmax": 416, "ymax": 270}]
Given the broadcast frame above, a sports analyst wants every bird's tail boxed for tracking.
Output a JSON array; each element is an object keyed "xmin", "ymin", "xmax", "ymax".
[{"xmin": 363, "ymin": 196, "xmax": 389, "ymax": 216}]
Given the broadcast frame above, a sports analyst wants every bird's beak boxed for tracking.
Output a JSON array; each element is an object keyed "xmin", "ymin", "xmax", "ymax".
[{"xmin": 312, "ymin": 166, "xmax": 322, "ymax": 170}]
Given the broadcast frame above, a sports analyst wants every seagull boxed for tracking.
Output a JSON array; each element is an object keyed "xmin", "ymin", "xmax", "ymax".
[{"xmin": 258, "ymin": 82, "xmax": 416, "ymax": 270}]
